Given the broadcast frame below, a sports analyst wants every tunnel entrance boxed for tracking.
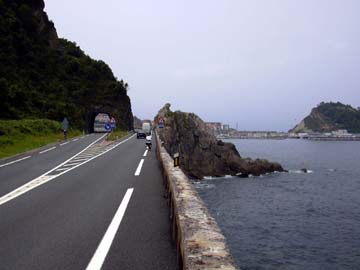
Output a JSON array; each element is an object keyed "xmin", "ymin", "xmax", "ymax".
[
  {"xmin": 87, "ymin": 111, "xmax": 112, "ymax": 133},
  {"xmin": 94, "ymin": 113, "xmax": 111, "ymax": 133}
]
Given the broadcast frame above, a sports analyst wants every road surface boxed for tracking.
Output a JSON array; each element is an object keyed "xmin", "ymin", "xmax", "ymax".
[{"xmin": 0, "ymin": 134, "xmax": 177, "ymax": 270}]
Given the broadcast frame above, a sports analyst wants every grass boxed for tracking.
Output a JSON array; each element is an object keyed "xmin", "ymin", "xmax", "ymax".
[
  {"xmin": 106, "ymin": 130, "xmax": 128, "ymax": 141},
  {"xmin": 0, "ymin": 119, "xmax": 81, "ymax": 159}
]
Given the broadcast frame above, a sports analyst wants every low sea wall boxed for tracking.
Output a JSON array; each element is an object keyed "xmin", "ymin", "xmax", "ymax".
[{"xmin": 155, "ymin": 134, "xmax": 238, "ymax": 270}]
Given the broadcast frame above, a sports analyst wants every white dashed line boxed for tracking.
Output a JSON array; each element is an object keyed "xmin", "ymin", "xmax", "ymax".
[
  {"xmin": 143, "ymin": 150, "xmax": 148, "ymax": 157},
  {"xmin": 60, "ymin": 141, "xmax": 69, "ymax": 146},
  {"xmin": 0, "ymin": 134, "xmax": 135, "ymax": 206},
  {"xmin": 0, "ymin": 134, "xmax": 107, "ymax": 206},
  {"xmin": 39, "ymin": 147, "xmax": 56, "ymax": 154},
  {"xmin": 86, "ymin": 188, "xmax": 134, "ymax": 270},
  {"xmin": 72, "ymin": 138, "xmax": 79, "ymax": 142},
  {"xmin": 134, "ymin": 159, "xmax": 144, "ymax": 176},
  {"xmin": 0, "ymin": 156, "xmax": 31, "ymax": 168}
]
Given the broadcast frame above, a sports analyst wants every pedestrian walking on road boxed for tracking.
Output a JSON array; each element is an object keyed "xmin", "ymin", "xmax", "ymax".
[{"xmin": 62, "ymin": 117, "xmax": 69, "ymax": 140}]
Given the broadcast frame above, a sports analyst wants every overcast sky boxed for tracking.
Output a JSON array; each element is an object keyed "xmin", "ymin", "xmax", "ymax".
[{"xmin": 45, "ymin": 0, "xmax": 360, "ymax": 131}]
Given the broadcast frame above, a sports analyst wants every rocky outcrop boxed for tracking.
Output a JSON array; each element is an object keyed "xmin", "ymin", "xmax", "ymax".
[
  {"xmin": 155, "ymin": 104, "xmax": 284, "ymax": 179},
  {"xmin": 0, "ymin": 0, "xmax": 133, "ymax": 130},
  {"xmin": 290, "ymin": 102, "xmax": 360, "ymax": 133},
  {"xmin": 133, "ymin": 116, "xmax": 143, "ymax": 129},
  {"xmin": 31, "ymin": 0, "xmax": 59, "ymax": 48}
]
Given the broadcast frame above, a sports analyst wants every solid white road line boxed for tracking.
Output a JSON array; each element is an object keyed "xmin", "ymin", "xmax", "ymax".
[
  {"xmin": 0, "ymin": 134, "xmax": 135, "ymax": 206},
  {"xmin": 39, "ymin": 147, "xmax": 56, "ymax": 154},
  {"xmin": 0, "ymin": 156, "xmax": 31, "ymax": 168},
  {"xmin": 60, "ymin": 141, "xmax": 70, "ymax": 146},
  {"xmin": 86, "ymin": 188, "xmax": 134, "ymax": 270},
  {"xmin": 134, "ymin": 159, "xmax": 144, "ymax": 176},
  {"xmin": 72, "ymin": 138, "xmax": 79, "ymax": 142},
  {"xmin": 143, "ymin": 149, "xmax": 148, "ymax": 157}
]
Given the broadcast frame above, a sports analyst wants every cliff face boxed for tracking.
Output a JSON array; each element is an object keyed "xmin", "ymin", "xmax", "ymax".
[
  {"xmin": 290, "ymin": 102, "xmax": 360, "ymax": 133},
  {"xmin": 133, "ymin": 116, "xmax": 143, "ymax": 129},
  {"xmin": 155, "ymin": 104, "xmax": 284, "ymax": 179},
  {"xmin": 0, "ymin": 0, "xmax": 133, "ymax": 130}
]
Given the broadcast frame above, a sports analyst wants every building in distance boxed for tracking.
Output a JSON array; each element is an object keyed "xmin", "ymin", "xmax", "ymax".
[{"xmin": 205, "ymin": 122, "xmax": 222, "ymax": 131}]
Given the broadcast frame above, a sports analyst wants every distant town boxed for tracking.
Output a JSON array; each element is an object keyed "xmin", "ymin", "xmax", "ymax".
[{"xmin": 205, "ymin": 122, "xmax": 360, "ymax": 141}]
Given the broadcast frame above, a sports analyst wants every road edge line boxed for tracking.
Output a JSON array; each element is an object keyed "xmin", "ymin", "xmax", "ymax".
[
  {"xmin": 0, "ymin": 134, "xmax": 135, "ymax": 206},
  {"xmin": 39, "ymin": 146, "xmax": 56, "ymax": 154}
]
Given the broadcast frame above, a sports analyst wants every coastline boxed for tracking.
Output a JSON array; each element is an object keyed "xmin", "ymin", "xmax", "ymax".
[{"xmin": 217, "ymin": 133, "xmax": 360, "ymax": 141}]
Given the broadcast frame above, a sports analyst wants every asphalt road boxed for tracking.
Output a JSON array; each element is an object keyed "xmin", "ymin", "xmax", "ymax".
[{"xmin": 0, "ymin": 134, "xmax": 177, "ymax": 270}]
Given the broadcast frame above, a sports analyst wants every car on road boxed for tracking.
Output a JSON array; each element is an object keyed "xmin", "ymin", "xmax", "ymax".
[{"xmin": 136, "ymin": 129, "xmax": 147, "ymax": 139}]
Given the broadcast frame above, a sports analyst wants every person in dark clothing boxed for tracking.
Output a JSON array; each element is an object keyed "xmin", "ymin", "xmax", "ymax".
[{"xmin": 62, "ymin": 118, "xmax": 69, "ymax": 140}]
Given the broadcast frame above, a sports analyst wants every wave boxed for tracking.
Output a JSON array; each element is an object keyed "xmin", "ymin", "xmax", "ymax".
[{"xmin": 289, "ymin": 169, "xmax": 314, "ymax": 174}]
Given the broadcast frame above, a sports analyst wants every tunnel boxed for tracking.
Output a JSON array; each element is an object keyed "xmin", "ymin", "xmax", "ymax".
[{"xmin": 86, "ymin": 111, "xmax": 112, "ymax": 133}]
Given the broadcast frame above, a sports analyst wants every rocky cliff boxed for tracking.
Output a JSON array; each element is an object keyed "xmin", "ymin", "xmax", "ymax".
[
  {"xmin": 133, "ymin": 116, "xmax": 143, "ymax": 129},
  {"xmin": 155, "ymin": 104, "xmax": 284, "ymax": 179},
  {"xmin": 290, "ymin": 102, "xmax": 360, "ymax": 133},
  {"xmin": 0, "ymin": 0, "xmax": 133, "ymax": 130}
]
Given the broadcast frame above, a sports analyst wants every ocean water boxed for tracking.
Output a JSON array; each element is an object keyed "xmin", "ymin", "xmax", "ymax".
[{"xmin": 194, "ymin": 139, "xmax": 360, "ymax": 270}]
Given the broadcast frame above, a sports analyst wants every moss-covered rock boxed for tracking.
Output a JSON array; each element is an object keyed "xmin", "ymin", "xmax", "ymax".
[{"xmin": 290, "ymin": 102, "xmax": 360, "ymax": 133}]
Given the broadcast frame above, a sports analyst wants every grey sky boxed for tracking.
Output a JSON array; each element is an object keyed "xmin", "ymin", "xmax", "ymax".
[{"xmin": 45, "ymin": 0, "xmax": 360, "ymax": 131}]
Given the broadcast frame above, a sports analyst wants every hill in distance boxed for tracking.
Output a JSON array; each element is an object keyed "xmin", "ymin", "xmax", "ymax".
[
  {"xmin": 0, "ymin": 0, "xmax": 133, "ymax": 131},
  {"xmin": 290, "ymin": 102, "xmax": 360, "ymax": 134}
]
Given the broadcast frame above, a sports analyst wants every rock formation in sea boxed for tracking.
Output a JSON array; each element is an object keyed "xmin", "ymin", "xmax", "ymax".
[
  {"xmin": 290, "ymin": 102, "xmax": 360, "ymax": 133},
  {"xmin": 155, "ymin": 104, "xmax": 284, "ymax": 179}
]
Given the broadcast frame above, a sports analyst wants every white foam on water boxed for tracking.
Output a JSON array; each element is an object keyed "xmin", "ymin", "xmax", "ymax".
[{"xmin": 289, "ymin": 169, "xmax": 314, "ymax": 174}]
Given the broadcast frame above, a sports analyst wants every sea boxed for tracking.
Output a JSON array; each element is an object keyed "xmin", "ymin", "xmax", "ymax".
[{"xmin": 193, "ymin": 139, "xmax": 360, "ymax": 270}]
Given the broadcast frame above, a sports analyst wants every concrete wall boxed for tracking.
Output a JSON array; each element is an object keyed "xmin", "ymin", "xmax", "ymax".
[{"xmin": 156, "ymin": 134, "xmax": 238, "ymax": 270}]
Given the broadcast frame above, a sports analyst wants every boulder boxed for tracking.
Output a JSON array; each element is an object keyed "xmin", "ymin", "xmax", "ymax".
[{"xmin": 155, "ymin": 104, "xmax": 285, "ymax": 179}]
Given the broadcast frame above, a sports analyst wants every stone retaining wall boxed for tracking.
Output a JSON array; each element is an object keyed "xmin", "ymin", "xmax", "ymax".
[{"xmin": 156, "ymin": 134, "xmax": 238, "ymax": 270}]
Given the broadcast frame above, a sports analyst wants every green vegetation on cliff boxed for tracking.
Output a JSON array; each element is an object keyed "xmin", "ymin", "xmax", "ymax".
[
  {"xmin": 0, "ymin": 0, "xmax": 132, "ymax": 130},
  {"xmin": 0, "ymin": 119, "xmax": 80, "ymax": 158},
  {"xmin": 291, "ymin": 102, "xmax": 360, "ymax": 133}
]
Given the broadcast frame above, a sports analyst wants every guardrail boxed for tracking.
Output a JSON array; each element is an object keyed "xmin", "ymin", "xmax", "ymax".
[{"xmin": 155, "ymin": 133, "xmax": 238, "ymax": 270}]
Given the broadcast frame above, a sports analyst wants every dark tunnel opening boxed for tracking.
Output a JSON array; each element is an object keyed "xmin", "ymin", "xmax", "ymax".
[{"xmin": 86, "ymin": 111, "xmax": 112, "ymax": 133}]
